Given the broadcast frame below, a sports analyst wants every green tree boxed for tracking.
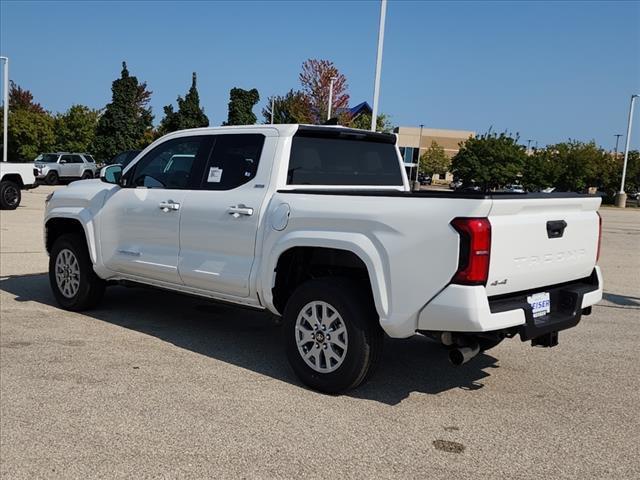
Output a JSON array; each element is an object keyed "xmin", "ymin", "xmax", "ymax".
[
  {"xmin": 347, "ymin": 112, "xmax": 393, "ymax": 133},
  {"xmin": 262, "ymin": 90, "xmax": 312, "ymax": 124},
  {"xmin": 5, "ymin": 109, "xmax": 56, "ymax": 161},
  {"xmin": 451, "ymin": 132, "xmax": 525, "ymax": 190},
  {"xmin": 419, "ymin": 141, "xmax": 450, "ymax": 176},
  {"xmin": 224, "ymin": 87, "xmax": 260, "ymax": 126},
  {"xmin": 618, "ymin": 150, "xmax": 640, "ymax": 193},
  {"xmin": 0, "ymin": 82, "xmax": 55, "ymax": 161},
  {"xmin": 54, "ymin": 105, "xmax": 100, "ymax": 153},
  {"xmin": 158, "ymin": 72, "xmax": 209, "ymax": 136},
  {"xmin": 523, "ymin": 141, "xmax": 615, "ymax": 192},
  {"xmin": 93, "ymin": 62, "xmax": 154, "ymax": 161},
  {"xmin": 299, "ymin": 59, "xmax": 349, "ymax": 123}
]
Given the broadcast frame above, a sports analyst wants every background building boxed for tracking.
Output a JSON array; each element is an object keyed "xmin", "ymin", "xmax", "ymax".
[{"xmin": 394, "ymin": 126, "xmax": 475, "ymax": 182}]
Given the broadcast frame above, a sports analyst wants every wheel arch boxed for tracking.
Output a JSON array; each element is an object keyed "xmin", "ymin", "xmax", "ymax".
[
  {"xmin": 1, "ymin": 174, "xmax": 25, "ymax": 188},
  {"xmin": 45, "ymin": 213, "xmax": 98, "ymax": 264},
  {"xmin": 263, "ymin": 233, "xmax": 390, "ymax": 319}
]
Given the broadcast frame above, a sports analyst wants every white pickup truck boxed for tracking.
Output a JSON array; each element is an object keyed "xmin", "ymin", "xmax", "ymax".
[
  {"xmin": 44, "ymin": 125, "xmax": 603, "ymax": 393},
  {"xmin": 0, "ymin": 162, "xmax": 38, "ymax": 209}
]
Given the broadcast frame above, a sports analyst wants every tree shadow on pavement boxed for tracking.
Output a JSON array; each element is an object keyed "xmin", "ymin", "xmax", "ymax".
[{"xmin": 0, "ymin": 272, "xmax": 499, "ymax": 405}]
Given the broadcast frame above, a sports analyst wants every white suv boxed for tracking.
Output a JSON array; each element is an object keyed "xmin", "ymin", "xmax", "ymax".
[{"xmin": 34, "ymin": 153, "xmax": 98, "ymax": 185}]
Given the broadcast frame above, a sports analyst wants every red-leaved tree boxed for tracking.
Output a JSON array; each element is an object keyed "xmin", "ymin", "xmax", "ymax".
[{"xmin": 299, "ymin": 59, "xmax": 349, "ymax": 124}]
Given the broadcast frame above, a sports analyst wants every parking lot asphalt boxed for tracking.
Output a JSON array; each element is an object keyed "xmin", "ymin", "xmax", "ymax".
[{"xmin": 1, "ymin": 186, "xmax": 639, "ymax": 479}]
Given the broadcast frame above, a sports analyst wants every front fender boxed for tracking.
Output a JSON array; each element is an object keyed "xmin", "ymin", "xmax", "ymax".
[
  {"xmin": 44, "ymin": 208, "xmax": 99, "ymax": 264},
  {"xmin": 260, "ymin": 230, "xmax": 390, "ymax": 320}
]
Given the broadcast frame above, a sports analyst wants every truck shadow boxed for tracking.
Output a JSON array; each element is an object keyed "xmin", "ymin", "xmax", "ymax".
[{"xmin": 0, "ymin": 273, "xmax": 498, "ymax": 405}]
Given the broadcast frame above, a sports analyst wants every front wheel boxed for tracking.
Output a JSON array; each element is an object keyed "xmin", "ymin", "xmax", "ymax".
[
  {"xmin": 283, "ymin": 278, "xmax": 383, "ymax": 394},
  {"xmin": 0, "ymin": 180, "xmax": 21, "ymax": 210},
  {"xmin": 45, "ymin": 171, "xmax": 59, "ymax": 185},
  {"xmin": 49, "ymin": 233, "xmax": 105, "ymax": 311}
]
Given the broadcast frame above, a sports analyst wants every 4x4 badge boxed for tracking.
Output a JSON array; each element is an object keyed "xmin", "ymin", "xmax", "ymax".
[{"xmin": 490, "ymin": 279, "xmax": 508, "ymax": 286}]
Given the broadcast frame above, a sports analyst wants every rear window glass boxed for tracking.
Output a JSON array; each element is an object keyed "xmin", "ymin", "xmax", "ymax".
[
  {"xmin": 287, "ymin": 135, "xmax": 403, "ymax": 186},
  {"xmin": 84, "ymin": 155, "xmax": 95, "ymax": 163}
]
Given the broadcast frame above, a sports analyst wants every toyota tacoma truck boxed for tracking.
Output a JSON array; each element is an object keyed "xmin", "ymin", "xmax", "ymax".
[
  {"xmin": 0, "ymin": 162, "xmax": 39, "ymax": 209},
  {"xmin": 44, "ymin": 125, "xmax": 603, "ymax": 393}
]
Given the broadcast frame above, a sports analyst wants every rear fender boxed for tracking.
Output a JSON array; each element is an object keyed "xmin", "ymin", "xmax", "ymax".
[{"xmin": 261, "ymin": 231, "xmax": 390, "ymax": 319}]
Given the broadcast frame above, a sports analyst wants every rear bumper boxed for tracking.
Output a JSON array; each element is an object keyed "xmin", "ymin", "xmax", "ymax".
[{"xmin": 418, "ymin": 266, "xmax": 602, "ymax": 335}]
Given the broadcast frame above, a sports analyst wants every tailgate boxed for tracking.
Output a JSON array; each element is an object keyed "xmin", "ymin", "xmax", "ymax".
[{"xmin": 486, "ymin": 195, "xmax": 601, "ymax": 296}]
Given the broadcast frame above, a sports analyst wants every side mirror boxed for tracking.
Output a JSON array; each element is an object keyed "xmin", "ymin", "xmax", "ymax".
[{"xmin": 100, "ymin": 164, "xmax": 123, "ymax": 185}]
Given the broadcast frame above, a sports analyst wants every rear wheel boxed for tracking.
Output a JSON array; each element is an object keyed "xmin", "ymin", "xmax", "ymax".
[
  {"xmin": 283, "ymin": 278, "xmax": 383, "ymax": 394},
  {"xmin": 81, "ymin": 170, "xmax": 93, "ymax": 180},
  {"xmin": 0, "ymin": 180, "xmax": 21, "ymax": 210},
  {"xmin": 49, "ymin": 233, "xmax": 105, "ymax": 311},
  {"xmin": 45, "ymin": 171, "xmax": 59, "ymax": 185}
]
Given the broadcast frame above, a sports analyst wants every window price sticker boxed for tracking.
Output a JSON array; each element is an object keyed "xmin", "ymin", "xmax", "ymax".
[{"xmin": 207, "ymin": 167, "xmax": 223, "ymax": 183}]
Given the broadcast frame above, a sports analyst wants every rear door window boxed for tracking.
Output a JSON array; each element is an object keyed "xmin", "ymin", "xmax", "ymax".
[
  {"xmin": 199, "ymin": 134, "xmax": 265, "ymax": 191},
  {"xmin": 287, "ymin": 132, "xmax": 403, "ymax": 186}
]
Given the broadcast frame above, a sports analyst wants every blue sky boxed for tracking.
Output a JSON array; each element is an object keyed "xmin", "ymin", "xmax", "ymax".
[{"xmin": 1, "ymin": 0, "xmax": 639, "ymax": 149}]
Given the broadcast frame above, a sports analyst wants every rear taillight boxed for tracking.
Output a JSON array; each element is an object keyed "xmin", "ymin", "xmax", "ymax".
[
  {"xmin": 451, "ymin": 217, "xmax": 492, "ymax": 285},
  {"xmin": 596, "ymin": 212, "xmax": 602, "ymax": 262}
]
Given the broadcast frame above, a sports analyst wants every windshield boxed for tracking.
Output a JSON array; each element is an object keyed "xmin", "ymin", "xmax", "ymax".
[
  {"xmin": 109, "ymin": 150, "xmax": 140, "ymax": 168},
  {"xmin": 37, "ymin": 154, "xmax": 59, "ymax": 163}
]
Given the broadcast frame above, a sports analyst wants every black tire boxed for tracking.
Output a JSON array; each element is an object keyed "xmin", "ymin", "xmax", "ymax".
[
  {"xmin": 81, "ymin": 170, "xmax": 93, "ymax": 180},
  {"xmin": 45, "ymin": 171, "xmax": 59, "ymax": 185},
  {"xmin": 49, "ymin": 233, "xmax": 105, "ymax": 311},
  {"xmin": 283, "ymin": 278, "xmax": 383, "ymax": 394},
  {"xmin": 0, "ymin": 180, "xmax": 21, "ymax": 210}
]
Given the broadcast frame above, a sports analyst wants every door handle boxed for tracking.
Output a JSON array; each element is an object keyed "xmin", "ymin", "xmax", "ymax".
[
  {"xmin": 159, "ymin": 200, "xmax": 180, "ymax": 212},
  {"xmin": 227, "ymin": 205, "xmax": 254, "ymax": 218}
]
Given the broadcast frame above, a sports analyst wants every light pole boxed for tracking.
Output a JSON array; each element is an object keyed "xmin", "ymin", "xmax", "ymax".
[
  {"xmin": 616, "ymin": 94, "xmax": 639, "ymax": 208},
  {"xmin": 371, "ymin": 0, "xmax": 387, "ymax": 132},
  {"xmin": 1, "ymin": 56, "xmax": 8, "ymax": 163},
  {"xmin": 613, "ymin": 133, "xmax": 623, "ymax": 157},
  {"xmin": 270, "ymin": 96, "xmax": 275, "ymax": 124},
  {"xmin": 526, "ymin": 139, "xmax": 532, "ymax": 154},
  {"xmin": 413, "ymin": 124, "xmax": 423, "ymax": 191},
  {"xmin": 327, "ymin": 76, "xmax": 337, "ymax": 120}
]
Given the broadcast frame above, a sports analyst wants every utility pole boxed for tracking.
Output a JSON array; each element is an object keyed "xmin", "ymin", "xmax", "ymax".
[
  {"xmin": 0, "ymin": 56, "xmax": 8, "ymax": 163},
  {"xmin": 613, "ymin": 134, "xmax": 623, "ymax": 157},
  {"xmin": 616, "ymin": 94, "xmax": 639, "ymax": 208},
  {"xmin": 413, "ymin": 124, "xmax": 423, "ymax": 191},
  {"xmin": 270, "ymin": 97, "xmax": 275, "ymax": 124},
  {"xmin": 371, "ymin": 0, "xmax": 387, "ymax": 132},
  {"xmin": 327, "ymin": 76, "xmax": 337, "ymax": 121}
]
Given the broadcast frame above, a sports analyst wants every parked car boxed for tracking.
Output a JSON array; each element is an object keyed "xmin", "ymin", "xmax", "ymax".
[
  {"xmin": 449, "ymin": 179, "xmax": 463, "ymax": 190},
  {"xmin": 44, "ymin": 125, "xmax": 603, "ymax": 393},
  {"xmin": 106, "ymin": 150, "xmax": 141, "ymax": 169},
  {"xmin": 0, "ymin": 162, "xmax": 39, "ymax": 209},
  {"xmin": 503, "ymin": 184, "xmax": 525, "ymax": 193},
  {"xmin": 418, "ymin": 173, "xmax": 432, "ymax": 185},
  {"xmin": 34, "ymin": 153, "xmax": 98, "ymax": 185}
]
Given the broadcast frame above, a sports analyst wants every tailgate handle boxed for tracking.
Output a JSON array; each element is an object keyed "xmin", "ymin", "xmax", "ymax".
[{"xmin": 546, "ymin": 220, "xmax": 567, "ymax": 238}]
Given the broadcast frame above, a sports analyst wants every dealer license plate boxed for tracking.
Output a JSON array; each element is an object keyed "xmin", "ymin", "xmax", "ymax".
[{"xmin": 527, "ymin": 292, "xmax": 551, "ymax": 318}]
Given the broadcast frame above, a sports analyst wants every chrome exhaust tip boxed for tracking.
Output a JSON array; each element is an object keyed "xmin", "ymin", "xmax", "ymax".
[{"xmin": 449, "ymin": 343, "xmax": 480, "ymax": 366}]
